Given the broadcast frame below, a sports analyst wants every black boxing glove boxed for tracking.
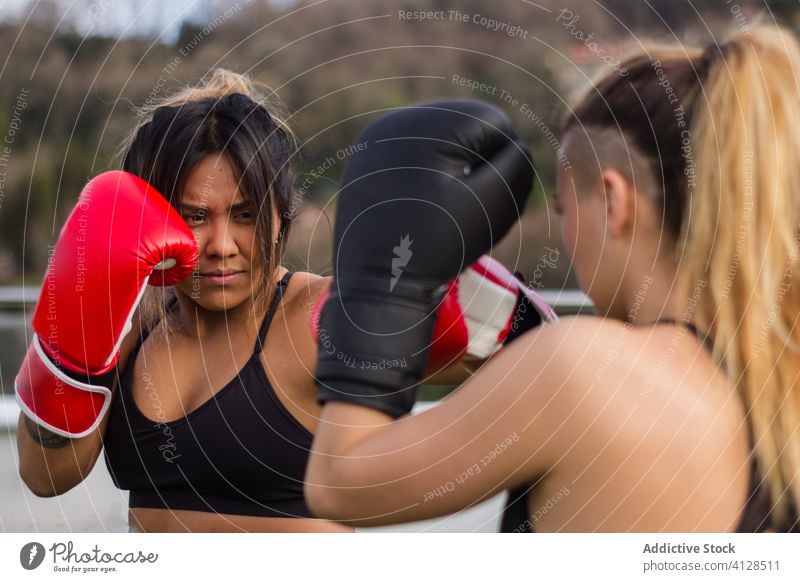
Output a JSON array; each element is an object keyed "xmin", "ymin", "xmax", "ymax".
[{"xmin": 316, "ymin": 100, "xmax": 534, "ymax": 417}]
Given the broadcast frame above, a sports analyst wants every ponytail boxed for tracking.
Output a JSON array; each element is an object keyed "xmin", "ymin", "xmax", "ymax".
[{"xmin": 677, "ymin": 28, "xmax": 800, "ymax": 528}]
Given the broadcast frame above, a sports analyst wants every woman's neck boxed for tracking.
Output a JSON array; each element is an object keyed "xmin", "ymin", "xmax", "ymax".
[
  {"xmin": 170, "ymin": 294, "xmax": 257, "ymax": 340},
  {"xmin": 169, "ymin": 267, "xmax": 287, "ymax": 340},
  {"xmin": 619, "ymin": 261, "xmax": 683, "ymax": 327}
]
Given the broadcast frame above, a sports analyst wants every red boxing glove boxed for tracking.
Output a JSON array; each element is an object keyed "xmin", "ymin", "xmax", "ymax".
[
  {"xmin": 310, "ymin": 255, "xmax": 557, "ymax": 374},
  {"xmin": 15, "ymin": 171, "xmax": 198, "ymax": 438},
  {"xmin": 427, "ymin": 255, "xmax": 557, "ymax": 370}
]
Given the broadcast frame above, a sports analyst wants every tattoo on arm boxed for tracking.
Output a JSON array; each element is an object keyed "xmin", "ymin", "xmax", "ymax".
[{"xmin": 24, "ymin": 417, "xmax": 71, "ymax": 449}]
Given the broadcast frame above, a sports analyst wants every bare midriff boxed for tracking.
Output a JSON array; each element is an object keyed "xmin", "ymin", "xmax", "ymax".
[{"xmin": 128, "ymin": 507, "xmax": 353, "ymax": 533}]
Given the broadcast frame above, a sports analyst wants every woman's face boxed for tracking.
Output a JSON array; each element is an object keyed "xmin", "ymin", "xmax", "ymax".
[
  {"xmin": 555, "ymin": 158, "xmax": 606, "ymax": 302},
  {"xmin": 556, "ymin": 132, "xmax": 645, "ymax": 319},
  {"xmin": 174, "ymin": 153, "xmax": 261, "ymax": 312}
]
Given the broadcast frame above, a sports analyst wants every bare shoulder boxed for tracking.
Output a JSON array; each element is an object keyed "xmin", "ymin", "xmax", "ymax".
[
  {"xmin": 497, "ymin": 314, "xmax": 631, "ymax": 385},
  {"xmin": 277, "ymin": 272, "xmax": 332, "ymax": 358},
  {"xmin": 527, "ymin": 314, "xmax": 740, "ymax": 438},
  {"xmin": 493, "ymin": 314, "xmax": 638, "ymax": 419},
  {"xmin": 534, "ymin": 313, "xmax": 629, "ymax": 351},
  {"xmin": 435, "ymin": 315, "xmax": 634, "ymax": 451},
  {"xmin": 282, "ymin": 271, "xmax": 331, "ymax": 319},
  {"xmin": 518, "ymin": 315, "xmax": 749, "ymax": 531}
]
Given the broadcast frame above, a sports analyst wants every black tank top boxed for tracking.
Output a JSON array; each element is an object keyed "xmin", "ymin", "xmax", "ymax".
[
  {"xmin": 500, "ymin": 319, "xmax": 800, "ymax": 533},
  {"xmin": 103, "ymin": 272, "xmax": 316, "ymax": 518}
]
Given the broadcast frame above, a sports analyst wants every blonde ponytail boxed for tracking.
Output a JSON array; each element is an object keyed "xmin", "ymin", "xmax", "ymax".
[{"xmin": 677, "ymin": 27, "xmax": 800, "ymax": 528}]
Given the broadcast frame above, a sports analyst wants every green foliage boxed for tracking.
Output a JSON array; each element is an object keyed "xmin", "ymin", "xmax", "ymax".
[{"xmin": 0, "ymin": 0, "xmax": 786, "ymax": 281}]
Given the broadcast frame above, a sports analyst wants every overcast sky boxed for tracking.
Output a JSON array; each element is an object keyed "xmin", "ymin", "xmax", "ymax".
[{"xmin": 0, "ymin": 0, "xmax": 295, "ymax": 41}]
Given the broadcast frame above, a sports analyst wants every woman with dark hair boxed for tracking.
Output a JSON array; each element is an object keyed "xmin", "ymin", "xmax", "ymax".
[
  {"xmin": 16, "ymin": 70, "xmax": 544, "ymax": 532},
  {"xmin": 17, "ymin": 69, "xmax": 352, "ymax": 533},
  {"xmin": 306, "ymin": 26, "xmax": 800, "ymax": 532}
]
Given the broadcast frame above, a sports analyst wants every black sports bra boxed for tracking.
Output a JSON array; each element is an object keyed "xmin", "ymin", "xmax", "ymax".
[
  {"xmin": 103, "ymin": 271, "xmax": 316, "ymax": 518},
  {"xmin": 500, "ymin": 319, "xmax": 800, "ymax": 532}
]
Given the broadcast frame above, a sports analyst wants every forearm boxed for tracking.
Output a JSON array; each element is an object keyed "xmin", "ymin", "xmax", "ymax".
[
  {"xmin": 306, "ymin": 400, "xmax": 506, "ymax": 527},
  {"xmin": 306, "ymin": 403, "xmax": 432, "ymax": 526},
  {"xmin": 17, "ymin": 413, "xmax": 103, "ymax": 497}
]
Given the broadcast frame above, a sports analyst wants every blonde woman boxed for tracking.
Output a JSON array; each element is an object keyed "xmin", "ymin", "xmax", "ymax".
[{"xmin": 306, "ymin": 26, "xmax": 800, "ymax": 532}]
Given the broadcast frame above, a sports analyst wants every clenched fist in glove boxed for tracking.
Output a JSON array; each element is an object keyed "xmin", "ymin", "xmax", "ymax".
[
  {"xmin": 15, "ymin": 171, "xmax": 198, "ymax": 438},
  {"xmin": 316, "ymin": 100, "xmax": 535, "ymax": 417}
]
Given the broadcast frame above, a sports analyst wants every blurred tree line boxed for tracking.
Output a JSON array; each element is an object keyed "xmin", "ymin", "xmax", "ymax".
[{"xmin": 0, "ymin": 0, "xmax": 790, "ymax": 286}]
